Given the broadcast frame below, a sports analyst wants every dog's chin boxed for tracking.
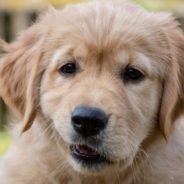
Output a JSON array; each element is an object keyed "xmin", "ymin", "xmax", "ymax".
[{"xmin": 67, "ymin": 144, "xmax": 133, "ymax": 174}]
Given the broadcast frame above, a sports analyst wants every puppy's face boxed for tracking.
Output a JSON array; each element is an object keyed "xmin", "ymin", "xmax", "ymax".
[
  {"xmin": 0, "ymin": 2, "xmax": 184, "ymax": 175},
  {"xmin": 40, "ymin": 42, "xmax": 162, "ymax": 172},
  {"xmin": 39, "ymin": 3, "xmax": 167, "ymax": 173}
]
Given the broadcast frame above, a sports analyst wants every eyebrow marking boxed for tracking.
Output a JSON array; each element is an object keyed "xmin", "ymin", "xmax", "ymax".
[
  {"xmin": 132, "ymin": 53, "xmax": 152, "ymax": 73},
  {"xmin": 51, "ymin": 48, "xmax": 63, "ymax": 65}
]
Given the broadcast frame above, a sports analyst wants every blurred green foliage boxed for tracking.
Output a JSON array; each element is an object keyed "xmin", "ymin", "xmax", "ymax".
[
  {"xmin": 0, "ymin": 0, "xmax": 184, "ymax": 11},
  {"xmin": 0, "ymin": 131, "xmax": 11, "ymax": 156},
  {"xmin": 130, "ymin": 0, "xmax": 184, "ymax": 10}
]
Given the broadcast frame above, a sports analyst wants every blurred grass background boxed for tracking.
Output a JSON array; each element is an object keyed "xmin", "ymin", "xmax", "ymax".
[
  {"xmin": 0, "ymin": 0, "xmax": 184, "ymax": 156},
  {"xmin": 0, "ymin": 131, "xmax": 11, "ymax": 155}
]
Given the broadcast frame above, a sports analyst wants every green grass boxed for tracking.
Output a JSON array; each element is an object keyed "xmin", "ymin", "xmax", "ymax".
[{"xmin": 0, "ymin": 131, "xmax": 12, "ymax": 156}]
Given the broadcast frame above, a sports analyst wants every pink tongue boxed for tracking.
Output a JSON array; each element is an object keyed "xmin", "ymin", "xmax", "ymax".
[{"xmin": 77, "ymin": 145, "xmax": 98, "ymax": 156}]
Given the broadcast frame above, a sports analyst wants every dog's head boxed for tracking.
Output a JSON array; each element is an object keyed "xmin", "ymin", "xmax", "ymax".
[{"xmin": 0, "ymin": 2, "xmax": 184, "ymax": 174}]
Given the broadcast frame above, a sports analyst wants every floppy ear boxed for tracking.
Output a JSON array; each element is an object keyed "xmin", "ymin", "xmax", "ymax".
[
  {"xmin": 159, "ymin": 20, "xmax": 184, "ymax": 138},
  {"xmin": 0, "ymin": 29, "xmax": 45, "ymax": 132}
]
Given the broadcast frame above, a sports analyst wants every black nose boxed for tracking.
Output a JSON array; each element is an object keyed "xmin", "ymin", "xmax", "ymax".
[{"xmin": 71, "ymin": 106, "xmax": 108, "ymax": 137}]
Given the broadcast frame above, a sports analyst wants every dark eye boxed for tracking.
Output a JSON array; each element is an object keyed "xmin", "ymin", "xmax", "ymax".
[
  {"xmin": 123, "ymin": 67, "xmax": 144, "ymax": 82},
  {"xmin": 59, "ymin": 62, "xmax": 77, "ymax": 75}
]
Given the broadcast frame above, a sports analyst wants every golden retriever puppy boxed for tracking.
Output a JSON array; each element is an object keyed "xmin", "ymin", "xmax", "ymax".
[{"xmin": 0, "ymin": 2, "xmax": 184, "ymax": 184}]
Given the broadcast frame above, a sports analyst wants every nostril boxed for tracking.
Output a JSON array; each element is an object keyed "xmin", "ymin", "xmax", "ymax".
[
  {"xmin": 72, "ymin": 117, "xmax": 83, "ymax": 129},
  {"xmin": 71, "ymin": 106, "xmax": 108, "ymax": 137}
]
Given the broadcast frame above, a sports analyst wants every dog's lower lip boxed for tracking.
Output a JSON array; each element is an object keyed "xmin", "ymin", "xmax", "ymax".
[
  {"xmin": 70, "ymin": 144, "xmax": 110, "ymax": 163},
  {"xmin": 72, "ymin": 144, "xmax": 98, "ymax": 156},
  {"xmin": 70, "ymin": 144, "xmax": 100, "ymax": 160}
]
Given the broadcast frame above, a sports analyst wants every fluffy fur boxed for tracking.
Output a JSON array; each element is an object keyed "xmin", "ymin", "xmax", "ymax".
[{"xmin": 0, "ymin": 2, "xmax": 184, "ymax": 184}]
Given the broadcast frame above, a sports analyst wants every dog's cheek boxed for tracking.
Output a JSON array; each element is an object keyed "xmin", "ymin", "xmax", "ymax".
[
  {"xmin": 39, "ymin": 72, "xmax": 67, "ymax": 117},
  {"xmin": 40, "ymin": 92, "xmax": 73, "ymax": 144},
  {"xmin": 128, "ymin": 81, "xmax": 162, "ymax": 131},
  {"xmin": 40, "ymin": 90, "xmax": 61, "ymax": 116},
  {"xmin": 104, "ymin": 81, "xmax": 162, "ymax": 161},
  {"xmin": 40, "ymin": 86, "xmax": 75, "ymax": 142},
  {"xmin": 103, "ymin": 116, "xmax": 139, "ymax": 162}
]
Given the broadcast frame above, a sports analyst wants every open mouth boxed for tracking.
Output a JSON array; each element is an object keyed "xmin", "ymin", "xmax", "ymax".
[{"xmin": 70, "ymin": 144, "xmax": 111, "ymax": 166}]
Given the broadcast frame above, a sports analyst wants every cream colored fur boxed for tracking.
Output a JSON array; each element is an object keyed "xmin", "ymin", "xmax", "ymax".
[{"xmin": 0, "ymin": 2, "xmax": 184, "ymax": 184}]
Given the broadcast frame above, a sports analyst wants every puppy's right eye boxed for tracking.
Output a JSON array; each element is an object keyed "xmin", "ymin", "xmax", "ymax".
[
  {"xmin": 123, "ymin": 66, "xmax": 144, "ymax": 83},
  {"xmin": 59, "ymin": 62, "xmax": 77, "ymax": 75}
]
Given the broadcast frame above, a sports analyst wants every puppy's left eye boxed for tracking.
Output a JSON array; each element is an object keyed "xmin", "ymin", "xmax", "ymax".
[
  {"xmin": 123, "ymin": 66, "xmax": 144, "ymax": 82},
  {"xmin": 59, "ymin": 62, "xmax": 77, "ymax": 75}
]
